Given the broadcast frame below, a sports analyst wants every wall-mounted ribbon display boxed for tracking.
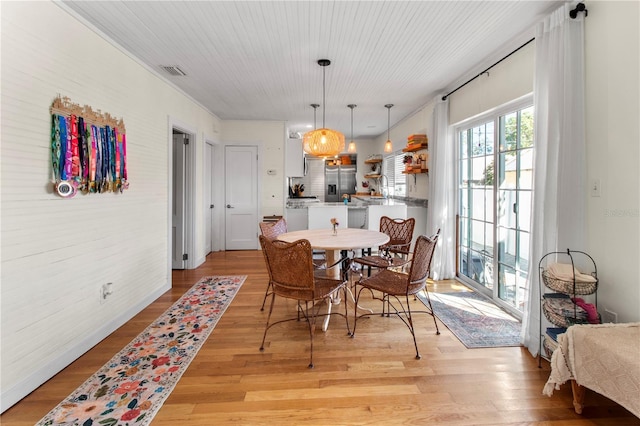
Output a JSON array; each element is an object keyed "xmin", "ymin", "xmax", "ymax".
[{"xmin": 50, "ymin": 96, "xmax": 129, "ymax": 197}]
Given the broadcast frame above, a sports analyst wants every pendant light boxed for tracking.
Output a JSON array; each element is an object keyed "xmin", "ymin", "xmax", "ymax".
[
  {"xmin": 384, "ymin": 104, "xmax": 394, "ymax": 153},
  {"xmin": 303, "ymin": 59, "xmax": 345, "ymax": 158},
  {"xmin": 347, "ymin": 104, "xmax": 357, "ymax": 153}
]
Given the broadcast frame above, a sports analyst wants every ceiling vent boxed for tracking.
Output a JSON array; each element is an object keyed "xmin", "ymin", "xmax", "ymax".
[{"xmin": 160, "ymin": 65, "xmax": 187, "ymax": 76}]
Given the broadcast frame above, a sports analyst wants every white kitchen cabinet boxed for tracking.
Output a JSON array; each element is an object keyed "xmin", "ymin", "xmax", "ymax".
[
  {"xmin": 348, "ymin": 207, "xmax": 367, "ymax": 229},
  {"xmin": 285, "ymin": 138, "xmax": 304, "ymax": 177},
  {"xmin": 407, "ymin": 206, "xmax": 428, "ymax": 249},
  {"xmin": 307, "ymin": 205, "xmax": 348, "ymax": 230},
  {"xmin": 285, "ymin": 208, "xmax": 308, "ymax": 231}
]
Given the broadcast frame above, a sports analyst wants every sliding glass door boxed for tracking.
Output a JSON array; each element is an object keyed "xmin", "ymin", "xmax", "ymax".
[{"xmin": 457, "ymin": 101, "xmax": 533, "ymax": 315}]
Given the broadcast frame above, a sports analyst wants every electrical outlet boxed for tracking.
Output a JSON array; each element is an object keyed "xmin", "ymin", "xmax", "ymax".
[
  {"xmin": 100, "ymin": 282, "xmax": 113, "ymax": 304},
  {"xmin": 590, "ymin": 178, "xmax": 601, "ymax": 197}
]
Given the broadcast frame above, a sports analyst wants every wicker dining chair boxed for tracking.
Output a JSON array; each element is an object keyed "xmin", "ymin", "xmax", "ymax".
[
  {"xmin": 352, "ymin": 216, "xmax": 416, "ymax": 276},
  {"xmin": 258, "ymin": 218, "xmax": 289, "ymax": 310},
  {"xmin": 351, "ymin": 233, "xmax": 440, "ymax": 359},
  {"xmin": 258, "ymin": 235, "xmax": 350, "ymax": 368},
  {"xmin": 258, "ymin": 218, "xmax": 327, "ymax": 310}
]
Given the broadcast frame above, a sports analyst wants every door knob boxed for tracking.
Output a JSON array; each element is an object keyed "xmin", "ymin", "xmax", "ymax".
[
  {"xmin": 210, "ymin": 204, "xmax": 214, "ymax": 209},
  {"xmin": 226, "ymin": 204, "xmax": 234, "ymax": 208}
]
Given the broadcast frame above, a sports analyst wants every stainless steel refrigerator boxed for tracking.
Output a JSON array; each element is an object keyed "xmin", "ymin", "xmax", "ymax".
[{"xmin": 325, "ymin": 159, "xmax": 357, "ymax": 202}]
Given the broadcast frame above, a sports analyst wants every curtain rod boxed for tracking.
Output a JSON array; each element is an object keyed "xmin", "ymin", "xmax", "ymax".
[
  {"xmin": 441, "ymin": 37, "xmax": 535, "ymax": 101},
  {"xmin": 441, "ymin": 2, "xmax": 588, "ymax": 101}
]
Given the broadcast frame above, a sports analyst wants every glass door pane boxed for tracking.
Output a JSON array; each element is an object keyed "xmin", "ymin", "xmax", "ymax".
[
  {"xmin": 496, "ymin": 107, "xmax": 534, "ymax": 311},
  {"xmin": 458, "ymin": 122, "xmax": 494, "ymax": 291}
]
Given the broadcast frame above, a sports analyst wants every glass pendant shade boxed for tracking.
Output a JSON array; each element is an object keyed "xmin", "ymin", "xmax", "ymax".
[
  {"xmin": 383, "ymin": 104, "xmax": 394, "ymax": 153},
  {"xmin": 303, "ymin": 128, "xmax": 345, "ymax": 158},
  {"xmin": 347, "ymin": 103, "xmax": 357, "ymax": 153}
]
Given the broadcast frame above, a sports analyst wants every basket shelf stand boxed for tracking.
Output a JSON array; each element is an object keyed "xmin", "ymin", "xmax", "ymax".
[{"xmin": 538, "ymin": 249, "xmax": 599, "ymax": 367}]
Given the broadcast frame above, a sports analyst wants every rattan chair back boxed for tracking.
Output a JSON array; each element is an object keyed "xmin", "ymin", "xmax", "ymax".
[
  {"xmin": 259, "ymin": 235, "xmax": 316, "ymax": 301},
  {"xmin": 406, "ymin": 233, "xmax": 439, "ymax": 294},
  {"xmin": 259, "ymin": 217, "xmax": 288, "ymax": 241},
  {"xmin": 379, "ymin": 216, "xmax": 415, "ymax": 255}
]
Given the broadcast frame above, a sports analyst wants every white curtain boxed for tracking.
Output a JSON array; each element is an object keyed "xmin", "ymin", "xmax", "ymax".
[
  {"xmin": 426, "ymin": 97, "xmax": 456, "ymax": 280},
  {"xmin": 522, "ymin": 3, "xmax": 587, "ymax": 356}
]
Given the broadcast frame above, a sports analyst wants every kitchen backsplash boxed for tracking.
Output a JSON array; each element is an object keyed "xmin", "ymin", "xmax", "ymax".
[{"xmin": 291, "ymin": 157, "xmax": 325, "ymax": 200}]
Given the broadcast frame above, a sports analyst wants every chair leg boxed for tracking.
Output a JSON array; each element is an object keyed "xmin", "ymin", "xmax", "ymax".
[
  {"xmin": 404, "ymin": 294, "xmax": 421, "ymax": 360},
  {"xmin": 421, "ymin": 288, "xmax": 441, "ymax": 335},
  {"xmin": 260, "ymin": 282, "xmax": 272, "ymax": 311},
  {"xmin": 260, "ymin": 292, "xmax": 277, "ymax": 351},
  {"xmin": 343, "ymin": 286, "xmax": 351, "ymax": 336},
  {"xmin": 351, "ymin": 286, "xmax": 362, "ymax": 338},
  {"xmin": 307, "ymin": 301, "xmax": 315, "ymax": 368}
]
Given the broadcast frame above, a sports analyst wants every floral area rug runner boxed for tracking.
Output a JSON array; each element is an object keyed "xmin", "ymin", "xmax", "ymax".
[
  {"xmin": 418, "ymin": 290, "xmax": 521, "ymax": 348},
  {"xmin": 37, "ymin": 275, "xmax": 246, "ymax": 426}
]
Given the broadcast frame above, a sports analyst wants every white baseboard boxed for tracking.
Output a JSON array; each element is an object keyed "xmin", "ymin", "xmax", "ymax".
[
  {"xmin": 193, "ymin": 255, "xmax": 206, "ymax": 269},
  {"xmin": 0, "ymin": 283, "xmax": 171, "ymax": 413}
]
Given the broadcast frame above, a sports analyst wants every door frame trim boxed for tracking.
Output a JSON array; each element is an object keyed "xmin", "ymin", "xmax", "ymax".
[
  {"xmin": 204, "ymin": 134, "xmax": 223, "ymax": 254},
  {"xmin": 168, "ymin": 116, "xmax": 197, "ymax": 273}
]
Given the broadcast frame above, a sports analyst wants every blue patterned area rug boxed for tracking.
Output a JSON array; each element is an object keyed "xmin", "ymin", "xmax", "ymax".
[{"xmin": 418, "ymin": 290, "xmax": 522, "ymax": 348}]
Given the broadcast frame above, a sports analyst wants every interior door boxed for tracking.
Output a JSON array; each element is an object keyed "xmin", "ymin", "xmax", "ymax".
[
  {"xmin": 225, "ymin": 145, "xmax": 258, "ymax": 250},
  {"xmin": 172, "ymin": 133, "xmax": 186, "ymax": 269},
  {"xmin": 205, "ymin": 141, "xmax": 214, "ymax": 255}
]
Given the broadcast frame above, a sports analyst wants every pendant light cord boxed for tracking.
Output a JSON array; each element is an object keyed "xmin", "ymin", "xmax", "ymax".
[
  {"xmin": 311, "ymin": 104, "xmax": 319, "ymax": 129},
  {"xmin": 387, "ymin": 107, "xmax": 390, "ymax": 140},
  {"xmin": 386, "ymin": 104, "xmax": 393, "ymax": 140},
  {"xmin": 317, "ymin": 59, "xmax": 331, "ymax": 129},
  {"xmin": 351, "ymin": 107, "xmax": 354, "ymax": 140},
  {"xmin": 322, "ymin": 66, "xmax": 326, "ymax": 128}
]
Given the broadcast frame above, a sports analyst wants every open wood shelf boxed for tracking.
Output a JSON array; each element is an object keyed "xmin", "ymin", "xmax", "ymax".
[
  {"xmin": 402, "ymin": 143, "xmax": 428, "ymax": 152},
  {"xmin": 364, "ymin": 174, "xmax": 381, "ymax": 179},
  {"xmin": 402, "ymin": 169, "xmax": 428, "ymax": 174},
  {"xmin": 364, "ymin": 158, "xmax": 382, "ymax": 164}
]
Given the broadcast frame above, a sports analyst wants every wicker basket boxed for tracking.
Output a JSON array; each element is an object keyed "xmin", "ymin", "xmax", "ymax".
[
  {"xmin": 542, "ymin": 298, "xmax": 589, "ymax": 328},
  {"xmin": 541, "ymin": 269, "xmax": 597, "ymax": 295}
]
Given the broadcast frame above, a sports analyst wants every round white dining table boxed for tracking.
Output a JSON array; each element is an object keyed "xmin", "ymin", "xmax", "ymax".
[{"xmin": 278, "ymin": 228, "xmax": 390, "ymax": 280}]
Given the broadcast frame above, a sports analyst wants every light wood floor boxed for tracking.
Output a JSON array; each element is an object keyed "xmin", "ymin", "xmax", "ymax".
[{"xmin": 2, "ymin": 250, "xmax": 638, "ymax": 425}]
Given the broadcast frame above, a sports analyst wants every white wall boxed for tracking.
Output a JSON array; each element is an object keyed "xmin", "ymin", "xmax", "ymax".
[
  {"xmin": 583, "ymin": 1, "xmax": 639, "ymax": 323},
  {"xmin": 0, "ymin": 1, "xmax": 221, "ymax": 411},
  {"xmin": 449, "ymin": 42, "xmax": 535, "ymax": 124}
]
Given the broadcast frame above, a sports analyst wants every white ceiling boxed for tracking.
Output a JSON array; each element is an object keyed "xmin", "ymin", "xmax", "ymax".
[{"xmin": 60, "ymin": 1, "xmax": 562, "ymax": 139}]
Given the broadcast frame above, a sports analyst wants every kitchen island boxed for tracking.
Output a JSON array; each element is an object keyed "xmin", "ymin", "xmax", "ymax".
[{"xmin": 285, "ymin": 195, "xmax": 428, "ymax": 247}]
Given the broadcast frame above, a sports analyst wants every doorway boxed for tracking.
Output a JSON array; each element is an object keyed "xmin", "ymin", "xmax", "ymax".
[{"xmin": 171, "ymin": 127, "xmax": 194, "ymax": 270}]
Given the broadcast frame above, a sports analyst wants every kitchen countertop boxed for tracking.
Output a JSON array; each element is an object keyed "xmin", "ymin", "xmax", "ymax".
[{"xmin": 286, "ymin": 195, "xmax": 427, "ymax": 209}]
